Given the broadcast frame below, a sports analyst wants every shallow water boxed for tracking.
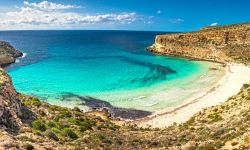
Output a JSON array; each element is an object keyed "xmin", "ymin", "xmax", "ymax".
[{"xmin": 0, "ymin": 30, "xmax": 224, "ymax": 112}]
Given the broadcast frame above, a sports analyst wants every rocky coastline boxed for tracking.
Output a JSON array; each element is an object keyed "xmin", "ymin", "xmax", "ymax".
[
  {"xmin": 147, "ymin": 23, "xmax": 250, "ymax": 65},
  {"xmin": 0, "ymin": 23, "xmax": 250, "ymax": 149}
]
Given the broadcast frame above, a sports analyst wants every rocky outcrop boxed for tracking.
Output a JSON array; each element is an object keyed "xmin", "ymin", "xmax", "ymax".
[
  {"xmin": 0, "ymin": 41, "xmax": 24, "ymax": 129},
  {"xmin": 148, "ymin": 23, "xmax": 250, "ymax": 64},
  {"xmin": 0, "ymin": 41, "xmax": 23, "ymax": 66},
  {"xmin": 0, "ymin": 68, "xmax": 24, "ymax": 129},
  {"xmin": 0, "ymin": 41, "xmax": 32, "ymax": 130}
]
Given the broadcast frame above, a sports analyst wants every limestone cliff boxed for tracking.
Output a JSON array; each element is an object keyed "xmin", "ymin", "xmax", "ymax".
[
  {"xmin": 0, "ymin": 41, "xmax": 23, "ymax": 66},
  {"xmin": 148, "ymin": 23, "xmax": 250, "ymax": 64}
]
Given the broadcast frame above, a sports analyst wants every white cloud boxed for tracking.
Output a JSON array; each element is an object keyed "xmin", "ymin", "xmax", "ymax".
[
  {"xmin": 3, "ymin": 8, "xmax": 136, "ymax": 25},
  {"xmin": 23, "ymin": 1, "xmax": 81, "ymax": 10},
  {"xmin": 168, "ymin": 18, "xmax": 184, "ymax": 24},
  {"xmin": 0, "ymin": 1, "xmax": 138, "ymax": 29},
  {"xmin": 210, "ymin": 22, "xmax": 219, "ymax": 26},
  {"xmin": 156, "ymin": 10, "xmax": 161, "ymax": 14}
]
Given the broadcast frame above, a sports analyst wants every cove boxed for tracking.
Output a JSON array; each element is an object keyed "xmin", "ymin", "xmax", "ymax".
[{"xmin": 0, "ymin": 30, "xmax": 224, "ymax": 112}]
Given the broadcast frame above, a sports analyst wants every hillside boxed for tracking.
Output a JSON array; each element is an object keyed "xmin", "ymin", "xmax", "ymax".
[{"xmin": 148, "ymin": 23, "xmax": 250, "ymax": 64}]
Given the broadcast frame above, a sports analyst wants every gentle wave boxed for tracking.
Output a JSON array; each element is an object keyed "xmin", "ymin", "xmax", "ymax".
[
  {"xmin": 132, "ymin": 95, "xmax": 147, "ymax": 100},
  {"xmin": 15, "ymin": 52, "xmax": 27, "ymax": 63},
  {"xmin": 144, "ymin": 102, "xmax": 158, "ymax": 107},
  {"xmin": 21, "ymin": 53, "xmax": 27, "ymax": 58}
]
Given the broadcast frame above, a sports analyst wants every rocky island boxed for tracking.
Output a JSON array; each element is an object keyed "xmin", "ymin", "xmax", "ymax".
[{"xmin": 0, "ymin": 23, "xmax": 250, "ymax": 149}]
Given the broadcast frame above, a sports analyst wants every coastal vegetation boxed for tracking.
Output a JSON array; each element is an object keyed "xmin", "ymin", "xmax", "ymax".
[{"xmin": 0, "ymin": 82, "xmax": 249, "ymax": 149}]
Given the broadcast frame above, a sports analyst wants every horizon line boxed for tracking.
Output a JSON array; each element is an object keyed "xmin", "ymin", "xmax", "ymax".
[{"xmin": 0, "ymin": 29, "xmax": 181, "ymax": 33}]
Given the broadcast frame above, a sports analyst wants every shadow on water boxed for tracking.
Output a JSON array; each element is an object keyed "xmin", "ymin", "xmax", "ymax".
[
  {"xmin": 65, "ymin": 55, "xmax": 177, "ymax": 86},
  {"xmin": 61, "ymin": 93, "xmax": 152, "ymax": 120},
  {"xmin": 70, "ymin": 55, "xmax": 176, "ymax": 75}
]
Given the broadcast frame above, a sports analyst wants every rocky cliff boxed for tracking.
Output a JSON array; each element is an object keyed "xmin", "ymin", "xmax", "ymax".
[
  {"xmin": 148, "ymin": 23, "xmax": 250, "ymax": 64},
  {"xmin": 0, "ymin": 68, "xmax": 23, "ymax": 129},
  {"xmin": 0, "ymin": 41, "xmax": 23, "ymax": 66},
  {"xmin": 0, "ymin": 41, "xmax": 31, "ymax": 130}
]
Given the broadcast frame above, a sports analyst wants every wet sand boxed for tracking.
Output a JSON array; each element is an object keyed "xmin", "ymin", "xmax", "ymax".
[{"xmin": 135, "ymin": 63, "xmax": 250, "ymax": 128}]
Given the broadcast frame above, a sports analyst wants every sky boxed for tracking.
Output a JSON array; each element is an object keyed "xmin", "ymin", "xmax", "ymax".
[{"xmin": 0, "ymin": 0, "xmax": 249, "ymax": 31}]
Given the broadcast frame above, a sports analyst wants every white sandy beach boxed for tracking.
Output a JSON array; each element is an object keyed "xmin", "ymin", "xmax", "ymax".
[{"xmin": 135, "ymin": 63, "xmax": 250, "ymax": 128}]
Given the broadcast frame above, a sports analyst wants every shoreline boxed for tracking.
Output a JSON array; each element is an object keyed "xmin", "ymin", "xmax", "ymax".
[
  {"xmin": 134, "ymin": 63, "xmax": 250, "ymax": 128},
  {"xmin": 147, "ymin": 46, "xmax": 228, "ymax": 66},
  {"xmin": 6, "ymin": 47, "xmax": 248, "ymax": 127},
  {"xmin": 2, "ymin": 40, "xmax": 249, "ymax": 129}
]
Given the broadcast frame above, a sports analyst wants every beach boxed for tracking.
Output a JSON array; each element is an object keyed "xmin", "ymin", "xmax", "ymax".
[{"xmin": 135, "ymin": 63, "xmax": 250, "ymax": 128}]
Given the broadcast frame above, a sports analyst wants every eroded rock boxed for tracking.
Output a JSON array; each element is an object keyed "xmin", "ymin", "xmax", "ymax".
[{"xmin": 0, "ymin": 41, "xmax": 23, "ymax": 66}]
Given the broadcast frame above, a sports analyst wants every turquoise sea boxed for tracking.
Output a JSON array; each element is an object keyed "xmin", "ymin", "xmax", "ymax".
[{"xmin": 0, "ymin": 31, "xmax": 224, "ymax": 117}]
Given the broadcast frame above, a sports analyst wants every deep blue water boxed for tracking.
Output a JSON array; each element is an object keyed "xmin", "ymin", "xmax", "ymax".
[{"xmin": 0, "ymin": 30, "xmax": 212, "ymax": 111}]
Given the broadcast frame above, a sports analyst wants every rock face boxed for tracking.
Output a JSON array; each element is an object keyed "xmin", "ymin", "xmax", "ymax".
[
  {"xmin": 0, "ymin": 41, "xmax": 23, "ymax": 66},
  {"xmin": 0, "ymin": 68, "xmax": 24, "ymax": 129},
  {"xmin": 148, "ymin": 23, "xmax": 250, "ymax": 63},
  {"xmin": 0, "ymin": 41, "xmax": 25, "ymax": 129}
]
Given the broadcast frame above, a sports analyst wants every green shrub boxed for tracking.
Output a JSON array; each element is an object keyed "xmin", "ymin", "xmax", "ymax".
[
  {"xmin": 24, "ymin": 143, "xmax": 34, "ymax": 150},
  {"xmin": 23, "ymin": 98, "xmax": 41, "ymax": 107},
  {"xmin": 31, "ymin": 98, "xmax": 41, "ymax": 107},
  {"xmin": 23, "ymin": 100, "xmax": 32, "ymax": 106},
  {"xmin": 246, "ymin": 96, "xmax": 250, "ymax": 100},
  {"xmin": 243, "ymin": 84, "xmax": 250, "ymax": 88},
  {"xmin": 32, "ymin": 130, "xmax": 42, "ymax": 136},
  {"xmin": 51, "ymin": 127, "xmax": 61, "ymax": 134},
  {"xmin": 186, "ymin": 116, "xmax": 195, "ymax": 125},
  {"xmin": 53, "ymin": 115, "xmax": 61, "ymax": 122},
  {"xmin": 68, "ymin": 118, "xmax": 95, "ymax": 132},
  {"xmin": 32, "ymin": 120, "xmax": 46, "ymax": 131},
  {"xmin": 58, "ymin": 109, "xmax": 72, "ymax": 118},
  {"xmin": 198, "ymin": 144, "xmax": 216, "ymax": 150},
  {"xmin": 221, "ymin": 105, "xmax": 226, "ymax": 109},
  {"xmin": 62, "ymin": 128, "xmax": 78, "ymax": 139},
  {"xmin": 47, "ymin": 121, "xmax": 57, "ymax": 128},
  {"xmin": 214, "ymin": 141, "xmax": 225, "ymax": 149},
  {"xmin": 68, "ymin": 118, "xmax": 78, "ymax": 125},
  {"xmin": 98, "ymin": 123, "xmax": 119, "ymax": 131},
  {"xmin": 208, "ymin": 113, "xmax": 223, "ymax": 122},
  {"xmin": 48, "ymin": 105, "xmax": 60, "ymax": 111},
  {"xmin": 231, "ymin": 141, "xmax": 238, "ymax": 146},
  {"xmin": 45, "ymin": 130, "xmax": 59, "ymax": 141},
  {"xmin": 79, "ymin": 119, "xmax": 96, "ymax": 130},
  {"xmin": 73, "ymin": 107, "xmax": 81, "ymax": 112},
  {"xmin": 39, "ymin": 110, "xmax": 46, "ymax": 116}
]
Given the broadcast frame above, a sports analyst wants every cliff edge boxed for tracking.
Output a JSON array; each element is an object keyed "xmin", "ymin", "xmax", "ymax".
[
  {"xmin": 0, "ymin": 41, "xmax": 23, "ymax": 66},
  {"xmin": 148, "ymin": 23, "xmax": 250, "ymax": 64},
  {"xmin": 0, "ymin": 68, "xmax": 35, "ymax": 130}
]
